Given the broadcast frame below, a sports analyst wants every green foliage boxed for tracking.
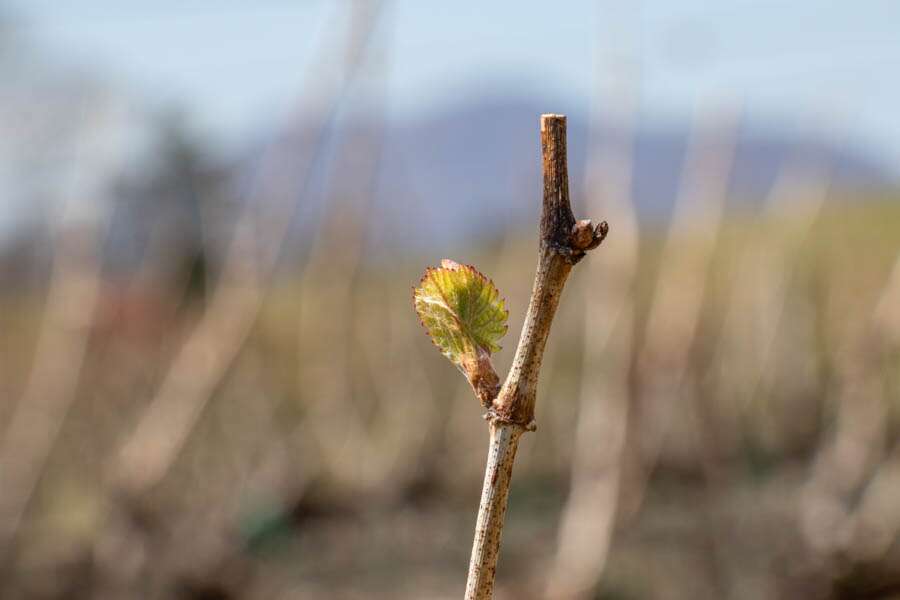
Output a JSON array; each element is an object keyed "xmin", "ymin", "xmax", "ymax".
[{"xmin": 413, "ymin": 259, "xmax": 508, "ymax": 368}]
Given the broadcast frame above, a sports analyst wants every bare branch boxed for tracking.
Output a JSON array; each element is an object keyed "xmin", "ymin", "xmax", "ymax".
[
  {"xmin": 491, "ymin": 115, "xmax": 607, "ymax": 428},
  {"xmin": 619, "ymin": 109, "xmax": 737, "ymax": 521},
  {"xmin": 0, "ymin": 97, "xmax": 123, "ymax": 562},
  {"xmin": 465, "ymin": 114, "xmax": 607, "ymax": 599},
  {"xmin": 109, "ymin": 1, "xmax": 384, "ymax": 496},
  {"xmin": 0, "ymin": 218, "xmax": 106, "ymax": 563},
  {"xmin": 546, "ymin": 82, "xmax": 639, "ymax": 599}
]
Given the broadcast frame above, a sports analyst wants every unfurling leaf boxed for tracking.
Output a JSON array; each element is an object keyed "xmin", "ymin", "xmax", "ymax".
[{"xmin": 414, "ymin": 259, "xmax": 508, "ymax": 407}]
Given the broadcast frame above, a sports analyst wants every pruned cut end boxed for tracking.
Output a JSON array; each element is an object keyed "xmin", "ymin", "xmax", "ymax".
[{"xmin": 540, "ymin": 113, "xmax": 566, "ymax": 131}]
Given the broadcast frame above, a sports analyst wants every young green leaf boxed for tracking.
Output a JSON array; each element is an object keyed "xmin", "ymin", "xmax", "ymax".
[{"xmin": 414, "ymin": 259, "xmax": 509, "ymax": 406}]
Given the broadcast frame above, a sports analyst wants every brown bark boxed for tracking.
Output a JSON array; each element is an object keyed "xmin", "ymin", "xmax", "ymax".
[
  {"xmin": 464, "ymin": 114, "xmax": 607, "ymax": 599},
  {"xmin": 491, "ymin": 115, "xmax": 607, "ymax": 429}
]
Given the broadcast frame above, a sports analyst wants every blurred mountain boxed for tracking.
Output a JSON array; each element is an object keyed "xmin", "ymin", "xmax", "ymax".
[
  {"xmin": 280, "ymin": 94, "xmax": 894, "ymax": 252},
  {"xmin": 151, "ymin": 93, "xmax": 899, "ymax": 266}
]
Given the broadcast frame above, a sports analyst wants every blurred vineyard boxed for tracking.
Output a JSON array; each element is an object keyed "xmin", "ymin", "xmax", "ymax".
[
  {"xmin": 2, "ymin": 183, "xmax": 899, "ymax": 598},
  {"xmin": 3, "ymin": 3, "xmax": 900, "ymax": 599}
]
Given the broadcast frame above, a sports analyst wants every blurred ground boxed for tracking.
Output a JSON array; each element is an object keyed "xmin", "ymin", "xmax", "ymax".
[{"xmin": 1, "ymin": 198, "xmax": 899, "ymax": 599}]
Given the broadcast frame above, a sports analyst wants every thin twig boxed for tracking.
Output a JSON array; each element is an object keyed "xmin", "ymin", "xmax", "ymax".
[
  {"xmin": 464, "ymin": 114, "xmax": 607, "ymax": 600},
  {"xmin": 109, "ymin": 1, "xmax": 384, "ymax": 496},
  {"xmin": 0, "ymin": 216, "xmax": 107, "ymax": 565},
  {"xmin": 799, "ymin": 251, "xmax": 900, "ymax": 564},
  {"xmin": 546, "ymin": 19, "xmax": 640, "ymax": 593},
  {"xmin": 687, "ymin": 143, "xmax": 832, "ymax": 595},
  {"xmin": 296, "ymin": 24, "xmax": 399, "ymax": 491},
  {"xmin": 620, "ymin": 108, "xmax": 737, "ymax": 521},
  {"xmin": 0, "ymin": 98, "xmax": 122, "ymax": 563},
  {"xmin": 716, "ymin": 145, "xmax": 830, "ymax": 416},
  {"xmin": 545, "ymin": 80, "xmax": 639, "ymax": 599}
]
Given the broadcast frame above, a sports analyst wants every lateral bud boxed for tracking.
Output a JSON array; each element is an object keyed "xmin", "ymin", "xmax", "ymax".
[{"xmin": 571, "ymin": 219, "xmax": 595, "ymax": 250}]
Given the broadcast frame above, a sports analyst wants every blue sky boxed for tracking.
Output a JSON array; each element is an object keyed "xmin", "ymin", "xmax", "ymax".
[{"xmin": 8, "ymin": 0, "xmax": 900, "ymax": 170}]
